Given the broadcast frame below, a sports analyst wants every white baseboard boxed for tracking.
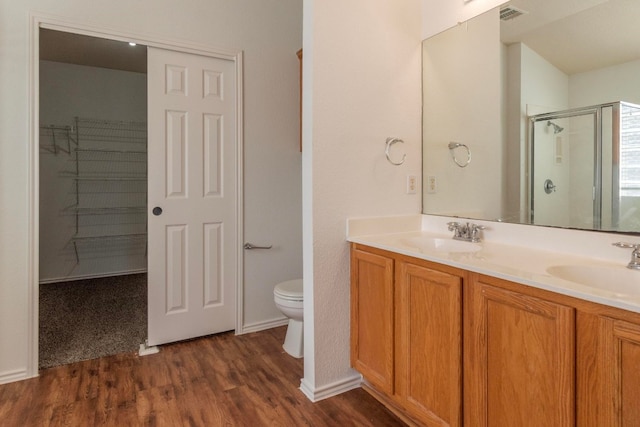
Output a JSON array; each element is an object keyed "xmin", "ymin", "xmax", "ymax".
[
  {"xmin": 299, "ymin": 372, "xmax": 363, "ymax": 402},
  {"xmin": 0, "ymin": 368, "xmax": 31, "ymax": 385},
  {"xmin": 238, "ymin": 317, "xmax": 288, "ymax": 335},
  {"xmin": 39, "ymin": 268, "xmax": 147, "ymax": 285}
]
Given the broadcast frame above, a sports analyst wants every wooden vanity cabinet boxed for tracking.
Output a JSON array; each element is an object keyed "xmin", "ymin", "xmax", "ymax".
[
  {"xmin": 396, "ymin": 259, "xmax": 463, "ymax": 426},
  {"xmin": 351, "ymin": 244, "xmax": 464, "ymax": 426},
  {"xmin": 464, "ymin": 273, "xmax": 576, "ymax": 427},
  {"xmin": 577, "ymin": 309, "xmax": 640, "ymax": 426},
  {"xmin": 351, "ymin": 244, "xmax": 640, "ymax": 426},
  {"xmin": 350, "ymin": 246, "xmax": 395, "ymax": 395},
  {"xmin": 466, "ymin": 274, "xmax": 640, "ymax": 427}
]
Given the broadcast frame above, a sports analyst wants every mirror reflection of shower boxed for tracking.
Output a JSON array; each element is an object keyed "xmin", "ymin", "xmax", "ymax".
[
  {"xmin": 530, "ymin": 101, "xmax": 640, "ymax": 231},
  {"xmin": 547, "ymin": 121, "xmax": 564, "ymax": 134}
]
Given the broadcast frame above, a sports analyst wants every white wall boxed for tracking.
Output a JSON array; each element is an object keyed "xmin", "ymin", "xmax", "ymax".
[
  {"xmin": 39, "ymin": 60, "xmax": 147, "ymax": 282},
  {"xmin": 301, "ymin": 0, "xmax": 422, "ymax": 398},
  {"xmin": 0, "ymin": 0, "xmax": 302, "ymax": 382},
  {"xmin": 520, "ymin": 44, "xmax": 569, "ymax": 116},
  {"xmin": 298, "ymin": 0, "xmax": 509, "ymax": 401},
  {"xmin": 569, "ymin": 59, "xmax": 640, "ymax": 107}
]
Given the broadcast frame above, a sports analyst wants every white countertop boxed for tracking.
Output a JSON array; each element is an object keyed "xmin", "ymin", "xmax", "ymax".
[{"xmin": 347, "ymin": 216, "xmax": 640, "ymax": 314}]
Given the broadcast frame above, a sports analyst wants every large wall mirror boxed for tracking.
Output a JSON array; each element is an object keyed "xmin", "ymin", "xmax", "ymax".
[{"xmin": 422, "ymin": 0, "xmax": 640, "ymax": 233}]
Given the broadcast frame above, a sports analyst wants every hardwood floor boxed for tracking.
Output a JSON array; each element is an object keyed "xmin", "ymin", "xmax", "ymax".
[{"xmin": 0, "ymin": 326, "xmax": 405, "ymax": 426}]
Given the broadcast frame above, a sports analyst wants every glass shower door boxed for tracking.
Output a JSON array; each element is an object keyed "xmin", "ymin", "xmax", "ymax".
[{"xmin": 530, "ymin": 109, "xmax": 598, "ymax": 229}]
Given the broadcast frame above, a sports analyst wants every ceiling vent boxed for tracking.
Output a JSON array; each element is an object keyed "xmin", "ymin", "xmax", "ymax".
[{"xmin": 500, "ymin": 6, "xmax": 528, "ymax": 21}]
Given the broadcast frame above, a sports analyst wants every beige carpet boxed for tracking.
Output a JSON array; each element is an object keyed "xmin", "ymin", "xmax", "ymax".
[{"xmin": 39, "ymin": 273, "xmax": 147, "ymax": 369}]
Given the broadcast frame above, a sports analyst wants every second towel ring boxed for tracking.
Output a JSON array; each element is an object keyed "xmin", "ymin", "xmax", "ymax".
[
  {"xmin": 385, "ymin": 137, "xmax": 406, "ymax": 166},
  {"xmin": 448, "ymin": 142, "xmax": 471, "ymax": 168}
]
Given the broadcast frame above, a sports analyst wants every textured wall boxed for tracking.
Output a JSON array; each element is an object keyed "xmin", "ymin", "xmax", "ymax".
[
  {"xmin": 301, "ymin": 0, "xmax": 423, "ymax": 398},
  {"xmin": 299, "ymin": 0, "xmax": 512, "ymax": 400}
]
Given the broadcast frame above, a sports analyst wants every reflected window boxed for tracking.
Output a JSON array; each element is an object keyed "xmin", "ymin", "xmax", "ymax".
[{"xmin": 620, "ymin": 104, "xmax": 640, "ymax": 197}]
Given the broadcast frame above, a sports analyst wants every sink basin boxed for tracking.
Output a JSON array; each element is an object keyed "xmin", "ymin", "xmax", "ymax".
[
  {"xmin": 547, "ymin": 264, "xmax": 640, "ymax": 297},
  {"xmin": 401, "ymin": 237, "xmax": 482, "ymax": 253}
]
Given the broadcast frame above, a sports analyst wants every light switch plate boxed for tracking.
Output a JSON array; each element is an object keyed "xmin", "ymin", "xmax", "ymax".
[
  {"xmin": 426, "ymin": 175, "xmax": 437, "ymax": 194},
  {"xmin": 406, "ymin": 175, "xmax": 417, "ymax": 194}
]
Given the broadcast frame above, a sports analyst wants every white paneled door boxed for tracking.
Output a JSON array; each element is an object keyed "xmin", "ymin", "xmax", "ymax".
[{"xmin": 147, "ymin": 47, "xmax": 237, "ymax": 346}]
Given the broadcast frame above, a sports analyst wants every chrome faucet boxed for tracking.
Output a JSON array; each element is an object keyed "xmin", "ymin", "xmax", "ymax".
[
  {"xmin": 612, "ymin": 242, "xmax": 640, "ymax": 269},
  {"xmin": 447, "ymin": 222, "xmax": 485, "ymax": 243}
]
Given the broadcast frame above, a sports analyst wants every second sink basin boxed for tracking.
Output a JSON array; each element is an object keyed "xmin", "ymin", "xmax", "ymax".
[
  {"xmin": 401, "ymin": 237, "xmax": 482, "ymax": 253},
  {"xmin": 547, "ymin": 264, "xmax": 640, "ymax": 297}
]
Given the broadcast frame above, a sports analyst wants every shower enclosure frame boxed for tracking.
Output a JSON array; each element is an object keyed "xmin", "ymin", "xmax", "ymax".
[{"xmin": 528, "ymin": 101, "xmax": 640, "ymax": 230}]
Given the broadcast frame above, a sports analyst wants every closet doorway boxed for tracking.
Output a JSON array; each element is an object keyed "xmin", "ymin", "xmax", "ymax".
[
  {"xmin": 34, "ymin": 22, "xmax": 243, "ymax": 371},
  {"xmin": 38, "ymin": 29, "xmax": 149, "ymax": 368}
]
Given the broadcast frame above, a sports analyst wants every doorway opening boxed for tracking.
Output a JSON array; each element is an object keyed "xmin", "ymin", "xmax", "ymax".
[{"xmin": 38, "ymin": 28, "xmax": 148, "ymax": 368}]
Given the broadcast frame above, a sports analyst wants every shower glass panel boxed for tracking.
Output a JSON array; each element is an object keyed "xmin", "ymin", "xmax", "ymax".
[
  {"xmin": 531, "ymin": 110, "xmax": 597, "ymax": 229},
  {"xmin": 530, "ymin": 101, "xmax": 640, "ymax": 231}
]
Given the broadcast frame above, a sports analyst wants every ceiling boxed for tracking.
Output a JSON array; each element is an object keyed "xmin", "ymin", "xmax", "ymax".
[
  {"xmin": 500, "ymin": 0, "xmax": 640, "ymax": 75},
  {"xmin": 40, "ymin": 28, "xmax": 147, "ymax": 74}
]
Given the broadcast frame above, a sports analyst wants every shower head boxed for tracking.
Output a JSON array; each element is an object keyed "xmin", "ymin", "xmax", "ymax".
[{"xmin": 547, "ymin": 121, "xmax": 564, "ymax": 134}]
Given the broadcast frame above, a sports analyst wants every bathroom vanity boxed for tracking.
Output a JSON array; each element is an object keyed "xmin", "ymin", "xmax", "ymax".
[{"xmin": 348, "ymin": 217, "xmax": 640, "ymax": 426}]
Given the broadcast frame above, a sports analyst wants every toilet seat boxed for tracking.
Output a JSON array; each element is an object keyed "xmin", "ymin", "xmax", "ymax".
[
  {"xmin": 274, "ymin": 279, "xmax": 303, "ymax": 301},
  {"xmin": 273, "ymin": 279, "xmax": 304, "ymax": 358}
]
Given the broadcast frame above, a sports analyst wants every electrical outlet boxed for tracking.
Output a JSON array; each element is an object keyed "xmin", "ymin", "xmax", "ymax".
[
  {"xmin": 426, "ymin": 175, "xmax": 437, "ymax": 194},
  {"xmin": 406, "ymin": 175, "xmax": 417, "ymax": 194}
]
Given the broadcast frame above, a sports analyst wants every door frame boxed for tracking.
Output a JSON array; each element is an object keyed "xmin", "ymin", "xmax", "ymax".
[{"xmin": 27, "ymin": 13, "xmax": 245, "ymax": 377}]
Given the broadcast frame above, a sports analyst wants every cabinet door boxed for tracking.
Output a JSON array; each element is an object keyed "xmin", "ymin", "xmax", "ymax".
[
  {"xmin": 396, "ymin": 261, "xmax": 462, "ymax": 427},
  {"xmin": 465, "ymin": 275, "xmax": 575, "ymax": 427},
  {"xmin": 350, "ymin": 246, "xmax": 395, "ymax": 394},
  {"xmin": 579, "ymin": 314, "xmax": 640, "ymax": 426}
]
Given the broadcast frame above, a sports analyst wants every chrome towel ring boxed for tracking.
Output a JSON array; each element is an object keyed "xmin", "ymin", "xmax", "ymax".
[
  {"xmin": 448, "ymin": 141, "xmax": 471, "ymax": 168},
  {"xmin": 385, "ymin": 137, "xmax": 406, "ymax": 166}
]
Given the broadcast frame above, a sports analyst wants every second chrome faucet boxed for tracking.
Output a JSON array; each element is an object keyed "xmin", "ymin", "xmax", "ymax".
[{"xmin": 447, "ymin": 222, "xmax": 485, "ymax": 243}]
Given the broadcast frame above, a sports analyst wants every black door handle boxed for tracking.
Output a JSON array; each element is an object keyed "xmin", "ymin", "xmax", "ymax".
[{"xmin": 152, "ymin": 207, "xmax": 163, "ymax": 216}]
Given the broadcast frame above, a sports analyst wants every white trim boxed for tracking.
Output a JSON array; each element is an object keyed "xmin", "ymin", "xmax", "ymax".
[
  {"xmin": 240, "ymin": 317, "xmax": 289, "ymax": 335},
  {"xmin": 28, "ymin": 13, "xmax": 245, "ymax": 378},
  {"xmin": 299, "ymin": 373, "xmax": 363, "ymax": 402},
  {"xmin": 39, "ymin": 269, "xmax": 147, "ymax": 285},
  {"xmin": 35, "ymin": 12, "xmax": 240, "ymax": 60},
  {"xmin": 0, "ymin": 369, "xmax": 29, "ymax": 385},
  {"xmin": 235, "ymin": 50, "xmax": 246, "ymax": 336},
  {"xmin": 27, "ymin": 12, "xmax": 40, "ymax": 381}
]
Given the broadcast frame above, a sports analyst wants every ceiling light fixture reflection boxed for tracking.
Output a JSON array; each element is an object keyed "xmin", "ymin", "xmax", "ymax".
[{"xmin": 128, "ymin": 42, "xmax": 137, "ymax": 47}]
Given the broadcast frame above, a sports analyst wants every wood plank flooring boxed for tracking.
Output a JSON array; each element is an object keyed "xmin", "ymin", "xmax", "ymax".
[{"xmin": 0, "ymin": 326, "xmax": 405, "ymax": 426}]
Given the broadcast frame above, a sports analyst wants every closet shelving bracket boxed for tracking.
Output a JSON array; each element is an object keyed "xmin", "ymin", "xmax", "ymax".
[
  {"xmin": 39, "ymin": 124, "xmax": 77, "ymax": 155},
  {"xmin": 66, "ymin": 116, "xmax": 148, "ymax": 264}
]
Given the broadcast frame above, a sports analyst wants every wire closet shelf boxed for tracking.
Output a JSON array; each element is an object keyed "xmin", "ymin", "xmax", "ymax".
[{"xmin": 67, "ymin": 117, "xmax": 148, "ymax": 263}]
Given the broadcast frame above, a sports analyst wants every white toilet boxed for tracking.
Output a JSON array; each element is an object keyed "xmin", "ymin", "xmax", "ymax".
[{"xmin": 273, "ymin": 279, "xmax": 303, "ymax": 358}]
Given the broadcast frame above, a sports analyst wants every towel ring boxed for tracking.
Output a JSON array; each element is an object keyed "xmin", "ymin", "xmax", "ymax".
[
  {"xmin": 448, "ymin": 142, "xmax": 471, "ymax": 168},
  {"xmin": 385, "ymin": 137, "xmax": 406, "ymax": 166}
]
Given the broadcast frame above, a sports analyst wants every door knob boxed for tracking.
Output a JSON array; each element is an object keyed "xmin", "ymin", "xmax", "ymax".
[
  {"xmin": 152, "ymin": 207, "xmax": 163, "ymax": 216},
  {"xmin": 543, "ymin": 179, "xmax": 556, "ymax": 194}
]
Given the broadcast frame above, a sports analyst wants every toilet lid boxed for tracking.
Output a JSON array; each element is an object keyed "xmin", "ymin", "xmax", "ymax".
[{"xmin": 274, "ymin": 279, "xmax": 303, "ymax": 299}]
